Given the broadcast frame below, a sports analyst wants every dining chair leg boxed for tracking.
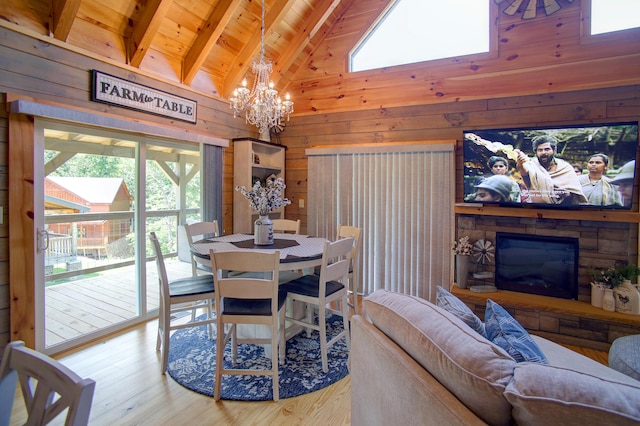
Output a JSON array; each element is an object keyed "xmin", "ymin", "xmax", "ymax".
[
  {"xmin": 161, "ymin": 323, "xmax": 170, "ymax": 374},
  {"xmin": 341, "ymin": 294, "xmax": 351, "ymax": 349},
  {"xmin": 319, "ymin": 306, "xmax": 329, "ymax": 373},
  {"xmin": 270, "ymin": 321, "xmax": 280, "ymax": 401},
  {"xmin": 279, "ymin": 309, "xmax": 286, "ymax": 365},
  {"xmin": 214, "ymin": 320, "xmax": 225, "ymax": 401}
]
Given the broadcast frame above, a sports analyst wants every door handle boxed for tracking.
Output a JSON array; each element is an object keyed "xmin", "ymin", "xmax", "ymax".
[{"xmin": 37, "ymin": 228, "xmax": 49, "ymax": 252}]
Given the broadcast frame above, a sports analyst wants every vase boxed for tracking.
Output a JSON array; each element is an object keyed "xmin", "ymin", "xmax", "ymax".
[
  {"xmin": 602, "ymin": 288, "xmax": 616, "ymax": 312},
  {"xmin": 614, "ymin": 279, "xmax": 640, "ymax": 315},
  {"xmin": 590, "ymin": 282, "xmax": 605, "ymax": 308},
  {"xmin": 254, "ymin": 215, "xmax": 274, "ymax": 245},
  {"xmin": 456, "ymin": 254, "xmax": 470, "ymax": 289}
]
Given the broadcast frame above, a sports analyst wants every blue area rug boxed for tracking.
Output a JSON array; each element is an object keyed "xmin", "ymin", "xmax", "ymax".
[{"xmin": 166, "ymin": 314, "xmax": 349, "ymax": 400}]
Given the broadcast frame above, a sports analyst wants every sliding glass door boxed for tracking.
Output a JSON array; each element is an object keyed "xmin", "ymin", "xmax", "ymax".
[{"xmin": 37, "ymin": 120, "xmax": 201, "ymax": 353}]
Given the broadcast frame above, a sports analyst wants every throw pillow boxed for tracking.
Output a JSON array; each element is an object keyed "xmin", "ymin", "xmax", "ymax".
[
  {"xmin": 485, "ymin": 299, "xmax": 548, "ymax": 364},
  {"xmin": 436, "ymin": 286, "xmax": 487, "ymax": 338}
]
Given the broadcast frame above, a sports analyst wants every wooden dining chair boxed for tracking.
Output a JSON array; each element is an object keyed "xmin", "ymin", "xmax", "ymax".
[
  {"xmin": 149, "ymin": 232, "xmax": 216, "ymax": 374},
  {"xmin": 210, "ymin": 249, "xmax": 287, "ymax": 401},
  {"xmin": 280, "ymin": 237, "xmax": 353, "ymax": 373},
  {"xmin": 0, "ymin": 340, "xmax": 96, "ymax": 426},
  {"xmin": 336, "ymin": 225, "xmax": 363, "ymax": 315},
  {"xmin": 272, "ymin": 218, "xmax": 301, "ymax": 234},
  {"xmin": 184, "ymin": 220, "xmax": 219, "ymax": 276}
]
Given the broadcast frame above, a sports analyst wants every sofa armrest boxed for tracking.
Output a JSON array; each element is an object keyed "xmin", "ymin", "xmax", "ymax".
[{"xmin": 350, "ymin": 315, "xmax": 487, "ymax": 426}]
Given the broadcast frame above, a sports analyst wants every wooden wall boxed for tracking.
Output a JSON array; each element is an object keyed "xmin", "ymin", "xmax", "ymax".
[
  {"xmin": 289, "ymin": 2, "xmax": 640, "ymax": 115},
  {"xmin": 1, "ymin": 0, "xmax": 640, "ymax": 352}
]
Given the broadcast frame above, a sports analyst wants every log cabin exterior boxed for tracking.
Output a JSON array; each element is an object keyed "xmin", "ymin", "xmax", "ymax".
[{"xmin": 0, "ymin": 0, "xmax": 639, "ymax": 352}]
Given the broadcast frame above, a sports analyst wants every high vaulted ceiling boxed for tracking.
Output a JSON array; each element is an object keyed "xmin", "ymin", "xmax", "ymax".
[{"xmin": 1, "ymin": 0, "xmax": 361, "ymax": 99}]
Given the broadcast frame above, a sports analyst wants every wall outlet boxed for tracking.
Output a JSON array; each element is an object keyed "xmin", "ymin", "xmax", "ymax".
[{"xmin": 299, "ymin": 199, "xmax": 304, "ymax": 208}]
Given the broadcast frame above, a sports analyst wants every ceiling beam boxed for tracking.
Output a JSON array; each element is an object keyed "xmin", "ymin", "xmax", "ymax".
[
  {"xmin": 50, "ymin": 0, "xmax": 81, "ymax": 42},
  {"xmin": 128, "ymin": 0, "xmax": 173, "ymax": 68},
  {"xmin": 222, "ymin": 0, "xmax": 295, "ymax": 97},
  {"xmin": 182, "ymin": 0, "xmax": 243, "ymax": 86},
  {"xmin": 272, "ymin": 0, "xmax": 343, "ymax": 90}
]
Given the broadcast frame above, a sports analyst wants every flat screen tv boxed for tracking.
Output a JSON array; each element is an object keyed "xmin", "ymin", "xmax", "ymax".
[{"xmin": 463, "ymin": 122, "xmax": 638, "ymax": 210}]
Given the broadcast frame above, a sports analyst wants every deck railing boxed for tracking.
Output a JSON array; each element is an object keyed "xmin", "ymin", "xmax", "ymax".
[{"xmin": 44, "ymin": 209, "xmax": 198, "ymax": 281}]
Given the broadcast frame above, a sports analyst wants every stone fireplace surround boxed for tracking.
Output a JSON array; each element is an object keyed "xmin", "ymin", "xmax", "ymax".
[{"xmin": 455, "ymin": 214, "xmax": 640, "ymax": 350}]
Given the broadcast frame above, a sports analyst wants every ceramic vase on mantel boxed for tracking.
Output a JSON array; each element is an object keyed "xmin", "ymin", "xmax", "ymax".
[
  {"xmin": 456, "ymin": 254, "xmax": 470, "ymax": 289},
  {"xmin": 602, "ymin": 289, "xmax": 616, "ymax": 312},
  {"xmin": 590, "ymin": 282, "xmax": 605, "ymax": 308},
  {"xmin": 614, "ymin": 280, "xmax": 640, "ymax": 315},
  {"xmin": 254, "ymin": 215, "xmax": 274, "ymax": 245}
]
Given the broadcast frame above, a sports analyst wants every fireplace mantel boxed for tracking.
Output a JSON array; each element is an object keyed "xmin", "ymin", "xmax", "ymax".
[{"xmin": 452, "ymin": 286, "xmax": 640, "ymax": 351}]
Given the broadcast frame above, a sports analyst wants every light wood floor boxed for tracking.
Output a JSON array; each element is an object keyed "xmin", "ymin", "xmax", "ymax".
[{"xmin": 9, "ymin": 298, "xmax": 608, "ymax": 426}]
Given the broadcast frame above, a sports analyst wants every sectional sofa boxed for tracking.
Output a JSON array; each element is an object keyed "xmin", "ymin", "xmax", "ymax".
[{"xmin": 350, "ymin": 289, "xmax": 640, "ymax": 425}]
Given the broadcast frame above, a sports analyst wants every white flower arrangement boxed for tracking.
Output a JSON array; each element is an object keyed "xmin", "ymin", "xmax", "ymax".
[
  {"xmin": 452, "ymin": 236, "xmax": 473, "ymax": 256},
  {"xmin": 235, "ymin": 176, "xmax": 291, "ymax": 215}
]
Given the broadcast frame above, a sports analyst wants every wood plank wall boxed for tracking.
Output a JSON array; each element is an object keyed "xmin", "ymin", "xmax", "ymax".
[{"xmin": 1, "ymin": 0, "xmax": 640, "ymax": 352}]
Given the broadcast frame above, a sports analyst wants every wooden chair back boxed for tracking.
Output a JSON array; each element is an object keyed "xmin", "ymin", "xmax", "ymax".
[
  {"xmin": 0, "ymin": 341, "xmax": 96, "ymax": 426},
  {"xmin": 184, "ymin": 220, "xmax": 219, "ymax": 275},
  {"xmin": 336, "ymin": 225, "xmax": 363, "ymax": 313},
  {"xmin": 272, "ymin": 219, "xmax": 301, "ymax": 234}
]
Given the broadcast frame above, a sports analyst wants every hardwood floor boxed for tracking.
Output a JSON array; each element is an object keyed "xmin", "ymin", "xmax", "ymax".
[{"xmin": 9, "ymin": 296, "xmax": 609, "ymax": 426}]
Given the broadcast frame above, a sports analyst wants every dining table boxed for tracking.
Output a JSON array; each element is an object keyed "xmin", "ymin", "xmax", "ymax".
[
  {"xmin": 189, "ymin": 232, "xmax": 329, "ymax": 343},
  {"xmin": 189, "ymin": 232, "xmax": 328, "ymax": 272}
]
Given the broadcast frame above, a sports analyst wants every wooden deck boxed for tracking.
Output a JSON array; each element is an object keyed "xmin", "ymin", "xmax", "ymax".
[{"xmin": 45, "ymin": 258, "xmax": 192, "ymax": 347}]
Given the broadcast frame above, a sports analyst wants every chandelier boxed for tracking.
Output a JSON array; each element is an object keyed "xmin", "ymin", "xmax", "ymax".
[{"xmin": 229, "ymin": 0, "xmax": 294, "ymax": 141}]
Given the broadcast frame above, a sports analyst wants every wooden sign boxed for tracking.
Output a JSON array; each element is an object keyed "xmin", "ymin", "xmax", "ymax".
[{"xmin": 91, "ymin": 70, "xmax": 197, "ymax": 123}]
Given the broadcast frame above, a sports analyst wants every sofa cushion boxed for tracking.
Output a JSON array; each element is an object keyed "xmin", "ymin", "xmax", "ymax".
[
  {"xmin": 485, "ymin": 299, "xmax": 548, "ymax": 364},
  {"xmin": 364, "ymin": 289, "xmax": 516, "ymax": 426},
  {"xmin": 436, "ymin": 286, "xmax": 487, "ymax": 338},
  {"xmin": 504, "ymin": 362, "xmax": 640, "ymax": 425}
]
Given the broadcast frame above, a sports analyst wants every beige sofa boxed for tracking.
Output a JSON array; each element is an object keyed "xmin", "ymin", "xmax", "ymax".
[{"xmin": 350, "ymin": 289, "xmax": 640, "ymax": 426}]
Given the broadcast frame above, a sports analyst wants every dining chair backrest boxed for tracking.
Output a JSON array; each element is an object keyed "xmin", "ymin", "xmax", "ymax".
[
  {"xmin": 336, "ymin": 225, "xmax": 362, "ymax": 314},
  {"xmin": 272, "ymin": 219, "xmax": 301, "ymax": 234},
  {"xmin": 336, "ymin": 225, "xmax": 361, "ymax": 268},
  {"xmin": 211, "ymin": 250, "xmax": 281, "ymax": 304},
  {"xmin": 318, "ymin": 237, "xmax": 353, "ymax": 298},
  {"xmin": 0, "ymin": 340, "xmax": 96, "ymax": 426},
  {"xmin": 185, "ymin": 220, "xmax": 219, "ymax": 275}
]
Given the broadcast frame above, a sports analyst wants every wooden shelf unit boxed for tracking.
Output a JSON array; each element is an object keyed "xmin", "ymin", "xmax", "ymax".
[{"xmin": 233, "ymin": 138, "xmax": 286, "ymax": 234}]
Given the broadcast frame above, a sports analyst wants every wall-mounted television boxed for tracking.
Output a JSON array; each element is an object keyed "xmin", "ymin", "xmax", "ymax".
[{"xmin": 463, "ymin": 122, "xmax": 638, "ymax": 210}]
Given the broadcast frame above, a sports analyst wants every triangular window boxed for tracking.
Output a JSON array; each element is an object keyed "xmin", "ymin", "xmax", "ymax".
[
  {"xmin": 590, "ymin": 0, "xmax": 640, "ymax": 35},
  {"xmin": 350, "ymin": 0, "xmax": 490, "ymax": 72}
]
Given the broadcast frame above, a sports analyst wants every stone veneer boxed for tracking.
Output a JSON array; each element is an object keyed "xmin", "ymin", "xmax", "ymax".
[
  {"xmin": 456, "ymin": 214, "xmax": 640, "ymax": 350},
  {"xmin": 457, "ymin": 215, "xmax": 639, "ymax": 303}
]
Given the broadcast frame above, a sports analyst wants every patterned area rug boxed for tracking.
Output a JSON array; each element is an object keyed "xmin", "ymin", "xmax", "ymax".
[{"xmin": 166, "ymin": 315, "xmax": 349, "ymax": 400}]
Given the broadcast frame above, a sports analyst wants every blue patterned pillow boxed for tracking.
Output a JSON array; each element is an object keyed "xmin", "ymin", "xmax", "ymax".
[
  {"xmin": 436, "ymin": 286, "xmax": 487, "ymax": 338},
  {"xmin": 485, "ymin": 299, "xmax": 548, "ymax": 364}
]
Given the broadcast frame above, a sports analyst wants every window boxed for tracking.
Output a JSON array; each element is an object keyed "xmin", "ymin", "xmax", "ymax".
[
  {"xmin": 350, "ymin": 0, "xmax": 490, "ymax": 72},
  {"xmin": 590, "ymin": 0, "xmax": 640, "ymax": 35}
]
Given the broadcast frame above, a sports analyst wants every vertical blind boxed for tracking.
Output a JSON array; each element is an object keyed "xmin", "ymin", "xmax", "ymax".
[{"xmin": 306, "ymin": 142, "xmax": 455, "ymax": 302}]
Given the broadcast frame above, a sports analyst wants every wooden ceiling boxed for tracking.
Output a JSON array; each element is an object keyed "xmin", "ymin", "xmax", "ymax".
[{"xmin": 1, "ymin": 0, "xmax": 360, "ymax": 99}]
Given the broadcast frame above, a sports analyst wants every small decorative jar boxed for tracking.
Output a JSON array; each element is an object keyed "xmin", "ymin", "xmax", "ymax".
[
  {"xmin": 254, "ymin": 215, "xmax": 274, "ymax": 245},
  {"xmin": 590, "ymin": 282, "xmax": 605, "ymax": 308},
  {"xmin": 602, "ymin": 288, "xmax": 616, "ymax": 312},
  {"xmin": 614, "ymin": 280, "xmax": 640, "ymax": 315}
]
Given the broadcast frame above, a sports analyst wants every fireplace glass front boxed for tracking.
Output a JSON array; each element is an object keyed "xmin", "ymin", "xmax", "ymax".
[{"xmin": 495, "ymin": 232, "xmax": 579, "ymax": 300}]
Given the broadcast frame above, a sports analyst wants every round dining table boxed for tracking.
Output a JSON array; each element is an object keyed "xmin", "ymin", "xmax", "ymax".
[{"xmin": 190, "ymin": 232, "xmax": 328, "ymax": 271}]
